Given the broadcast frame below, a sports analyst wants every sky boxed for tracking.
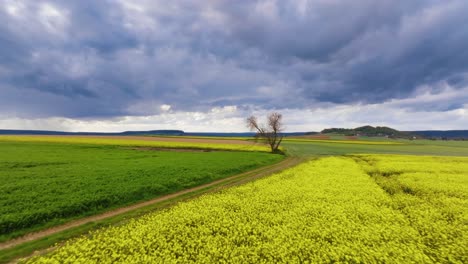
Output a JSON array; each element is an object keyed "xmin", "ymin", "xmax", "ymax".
[{"xmin": 1, "ymin": 0, "xmax": 467, "ymax": 132}]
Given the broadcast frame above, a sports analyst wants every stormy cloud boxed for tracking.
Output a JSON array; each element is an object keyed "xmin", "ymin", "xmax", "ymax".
[{"xmin": 1, "ymin": 0, "xmax": 468, "ymax": 130}]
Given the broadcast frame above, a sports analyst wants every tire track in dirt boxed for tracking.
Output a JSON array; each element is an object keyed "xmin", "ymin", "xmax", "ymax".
[{"xmin": 0, "ymin": 156, "xmax": 303, "ymax": 252}]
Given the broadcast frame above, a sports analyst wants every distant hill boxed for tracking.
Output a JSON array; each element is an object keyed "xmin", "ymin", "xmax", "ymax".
[
  {"xmin": 3, "ymin": 128, "xmax": 467, "ymax": 139},
  {"xmin": 121, "ymin": 130, "xmax": 184, "ymax": 136},
  {"xmin": 321, "ymin": 126, "xmax": 415, "ymax": 138},
  {"xmin": 4, "ymin": 128, "xmax": 467, "ymax": 139},
  {"xmin": 411, "ymin": 130, "xmax": 468, "ymax": 139},
  {"xmin": 0, "ymin": 129, "xmax": 307, "ymax": 137},
  {"xmin": 0, "ymin": 129, "xmax": 184, "ymax": 136}
]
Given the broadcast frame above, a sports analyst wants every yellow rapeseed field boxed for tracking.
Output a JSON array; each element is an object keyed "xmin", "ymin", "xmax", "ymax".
[{"xmin": 27, "ymin": 155, "xmax": 467, "ymax": 263}]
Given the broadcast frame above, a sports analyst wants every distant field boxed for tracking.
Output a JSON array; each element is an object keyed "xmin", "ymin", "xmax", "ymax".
[
  {"xmin": 283, "ymin": 138, "xmax": 402, "ymax": 145},
  {"xmin": 0, "ymin": 141, "xmax": 283, "ymax": 241},
  {"xmin": 147, "ymin": 135, "xmax": 253, "ymax": 141},
  {"xmin": 0, "ymin": 135, "xmax": 271, "ymax": 152},
  {"xmin": 28, "ymin": 155, "xmax": 467, "ymax": 263},
  {"xmin": 283, "ymin": 138, "xmax": 468, "ymax": 157}
]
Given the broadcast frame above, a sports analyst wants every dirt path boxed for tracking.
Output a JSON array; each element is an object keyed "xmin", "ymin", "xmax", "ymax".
[{"xmin": 0, "ymin": 156, "xmax": 303, "ymax": 251}]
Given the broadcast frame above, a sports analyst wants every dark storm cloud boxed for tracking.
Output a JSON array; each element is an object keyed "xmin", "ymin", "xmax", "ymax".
[{"xmin": 1, "ymin": 0, "xmax": 468, "ymax": 118}]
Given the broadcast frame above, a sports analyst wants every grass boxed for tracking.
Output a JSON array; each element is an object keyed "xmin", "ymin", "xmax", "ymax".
[
  {"xmin": 0, "ymin": 140, "xmax": 283, "ymax": 241},
  {"xmin": 26, "ymin": 155, "xmax": 467, "ymax": 263}
]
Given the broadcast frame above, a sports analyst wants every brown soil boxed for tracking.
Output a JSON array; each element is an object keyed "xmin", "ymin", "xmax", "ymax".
[{"xmin": 0, "ymin": 157, "xmax": 302, "ymax": 252}]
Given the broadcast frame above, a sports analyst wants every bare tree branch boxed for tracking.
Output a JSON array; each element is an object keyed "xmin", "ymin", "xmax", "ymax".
[{"xmin": 246, "ymin": 112, "xmax": 284, "ymax": 152}]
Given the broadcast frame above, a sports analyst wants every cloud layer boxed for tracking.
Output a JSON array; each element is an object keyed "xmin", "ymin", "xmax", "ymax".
[{"xmin": 1, "ymin": 0, "xmax": 468, "ymax": 130}]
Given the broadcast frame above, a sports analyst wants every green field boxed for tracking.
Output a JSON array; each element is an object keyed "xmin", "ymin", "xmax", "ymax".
[
  {"xmin": 283, "ymin": 138, "xmax": 403, "ymax": 145},
  {"xmin": 283, "ymin": 138, "xmax": 468, "ymax": 157},
  {"xmin": 0, "ymin": 140, "xmax": 283, "ymax": 241},
  {"xmin": 27, "ymin": 155, "xmax": 467, "ymax": 263}
]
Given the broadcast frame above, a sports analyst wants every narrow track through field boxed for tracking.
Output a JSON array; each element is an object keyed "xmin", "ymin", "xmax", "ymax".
[{"xmin": 0, "ymin": 156, "xmax": 302, "ymax": 252}]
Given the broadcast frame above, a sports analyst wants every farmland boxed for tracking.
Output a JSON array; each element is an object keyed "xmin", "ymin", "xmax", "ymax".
[
  {"xmin": 283, "ymin": 138, "xmax": 403, "ymax": 145},
  {"xmin": 27, "ymin": 155, "xmax": 468, "ymax": 263},
  {"xmin": 0, "ymin": 139, "xmax": 282, "ymax": 241},
  {"xmin": 1, "ymin": 135, "xmax": 468, "ymax": 263},
  {"xmin": 283, "ymin": 138, "xmax": 468, "ymax": 157},
  {"xmin": 0, "ymin": 135, "xmax": 271, "ymax": 152}
]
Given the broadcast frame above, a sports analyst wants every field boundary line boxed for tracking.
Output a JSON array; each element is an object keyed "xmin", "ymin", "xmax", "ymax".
[{"xmin": 0, "ymin": 156, "xmax": 302, "ymax": 252}]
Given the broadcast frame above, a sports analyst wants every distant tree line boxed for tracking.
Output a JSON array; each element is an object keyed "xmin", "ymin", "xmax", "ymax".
[{"xmin": 320, "ymin": 126, "xmax": 417, "ymax": 139}]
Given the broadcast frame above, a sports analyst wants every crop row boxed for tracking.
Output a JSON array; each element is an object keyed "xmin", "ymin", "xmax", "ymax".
[
  {"xmin": 353, "ymin": 154, "xmax": 468, "ymax": 262},
  {"xmin": 28, "ymin": 155, "xmax": 467, "ymax": 263}
]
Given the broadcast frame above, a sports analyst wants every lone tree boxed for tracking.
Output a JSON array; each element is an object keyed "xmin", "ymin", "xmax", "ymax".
[{"xmin": 247, "ymin": 112, "xmax": 284, "ymax": 152}]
